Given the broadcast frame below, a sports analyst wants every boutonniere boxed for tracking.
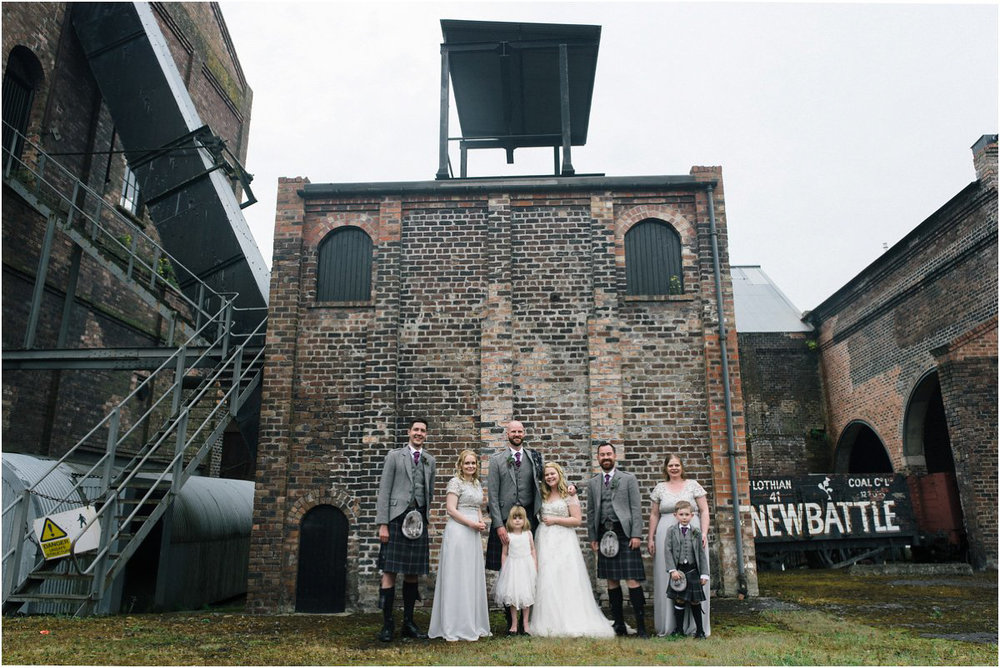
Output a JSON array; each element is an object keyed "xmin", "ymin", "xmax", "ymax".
[
  {"xmin": 506, "ymin": 455, "xmax": 515, "ymax": 467},
  {"xmin": 611, "ymin": 478, "xmax": 620, "ymax": 490}
]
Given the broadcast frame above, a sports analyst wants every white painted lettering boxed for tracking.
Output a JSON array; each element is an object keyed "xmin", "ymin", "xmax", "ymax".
[
  {"xmin": 835, "ymin": 501, "xmax": 854, "ymax": 532},
  {"xmin": 805, "ymin": 502, "xmax": 824, "ymax": 535},
  {"xmin": 777, "ymin": 503, "xmax": 804, "ymax": 537},
  {"xmin": 824, "ymin": 502, "xmax": 846, "ymax": 535}
]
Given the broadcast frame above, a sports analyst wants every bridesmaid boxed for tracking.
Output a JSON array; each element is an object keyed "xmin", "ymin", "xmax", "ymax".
[
  {"xmin": 428, "ymin": 450, "xmax": 492, "ymax": 641},
  {"xmin": 647, "ymin": 454, "xmax": 712, "ymax": 637}
]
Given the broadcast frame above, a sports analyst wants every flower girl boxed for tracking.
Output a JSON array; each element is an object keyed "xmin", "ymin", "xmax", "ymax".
[{"xmin": 493, "ymin": 505, "xmax": 538, "ymax": 635}]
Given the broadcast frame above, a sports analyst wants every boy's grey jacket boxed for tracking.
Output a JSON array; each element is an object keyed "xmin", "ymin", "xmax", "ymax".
[
  {"xmin": 487, "ymin": 447, "xmax": 544, "ymax": 526},
  {"xmin": 375, "ymin": 447, "xmax": 437, "ymax": 525},
  {"xmin": 663, "ymin": 524, "xmax": 704, "ymax": 574},
  {"xmin": 585, "ymin": 469, "xmax": 643, "ymax": 542}
]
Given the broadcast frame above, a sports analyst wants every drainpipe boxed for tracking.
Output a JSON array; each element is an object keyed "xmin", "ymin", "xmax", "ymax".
[{"xmin": 705, "ymin": 183, "xmax": 748, "ymax": 596}]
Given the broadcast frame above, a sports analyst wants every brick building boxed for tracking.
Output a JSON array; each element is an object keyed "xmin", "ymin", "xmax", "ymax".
[
  {"xmin": 804, "ymin": 135, "xmax": 998, "ymax": 569},
  {"xmin": 731, "ymin": 266, "xmax": 829, "ymax": 477},
  {"xmin": 247, "ymin": 169, "xmax": 758, "ymax": 613},
  {"xmin": 2, "ymin": 1, "xmax": 256, "ymax": 472},
  {"xmin": 2, "ymin": 2, "xmax": 265, "ymax": 613},
  {"xmin": 734, "ymin": 136, "xmax": 997, "ymax": 570}
]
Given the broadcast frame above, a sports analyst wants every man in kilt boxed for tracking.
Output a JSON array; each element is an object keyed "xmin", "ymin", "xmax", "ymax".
[
  {"xmin": 486, "ymin": 419, "xmax": 544, "ymax": 632},
  {"xmin": 586, "ymin": 441, "xmax": 648, "ymax": 637},
  {"xmin": 375, "ymin": 419, "xmax": 436, "ymax": 642}
]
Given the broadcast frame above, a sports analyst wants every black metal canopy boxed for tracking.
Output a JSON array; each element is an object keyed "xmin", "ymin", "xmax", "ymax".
[{"xmin": 437, "ymin": 19, "xmax": 601, "ymax": 178}]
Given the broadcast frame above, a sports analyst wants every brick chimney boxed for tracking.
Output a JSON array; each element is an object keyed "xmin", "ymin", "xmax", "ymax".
[{"xmin": 971, "ymin": 134, "xmax": 997, "ymax": 189}]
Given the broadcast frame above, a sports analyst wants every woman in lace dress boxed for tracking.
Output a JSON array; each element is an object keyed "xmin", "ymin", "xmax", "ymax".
[
  {"xmin": 531, "ymin": 462, "xmax": 615, "ymax": 638},
  {"xmin": 428, "ymin": 450, "xmax": 491, "ymax": 641},
  {"xmin": 647, "ymin": 454, "xmax": 711, "ymax": 637}
]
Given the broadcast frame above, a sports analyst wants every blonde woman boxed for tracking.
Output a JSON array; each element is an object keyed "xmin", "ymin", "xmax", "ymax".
[
  {"xmin": 531, "ymin": 462, "xmax": 615, "ymax": 638},
  {"xmin": 428, "ymin": 450, "xmax": 491, "ymax": 641}
]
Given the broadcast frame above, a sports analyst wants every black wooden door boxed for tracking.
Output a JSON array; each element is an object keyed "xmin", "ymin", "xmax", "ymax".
[{"xmin": 296, "ymin": 505, "xmax": 348, "ymax": 613}]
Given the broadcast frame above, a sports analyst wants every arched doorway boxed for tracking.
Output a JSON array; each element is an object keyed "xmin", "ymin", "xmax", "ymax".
[
  {"xmin": 296, "ymin": 505, "xmax": 348, "ymax": 613},
  {"xmin": 834, "ymin": 421, "xmax": 893, "ymax": 473},
  {"xmin": 903, "ymin": 372, "xmax": 965, "ymax": 559},
  {"xmin": 904, "ymin": 371, "xmax": 955, "ymax": 473}
]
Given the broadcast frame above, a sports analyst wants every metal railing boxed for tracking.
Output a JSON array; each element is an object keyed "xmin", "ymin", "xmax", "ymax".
[{"xmin": 2, "ymin": 123, "xmax": 267, "ymax": 614}]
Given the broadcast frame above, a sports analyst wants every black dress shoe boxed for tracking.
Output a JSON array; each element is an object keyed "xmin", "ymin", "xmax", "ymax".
[
  {"xmin": 401, "ymin": 620, "xmax": 428, "ymax": 639},
  {"xmin": 635, "ymin": 626, "xmax": 649, "ymax": 639},
  {"xmin": 613, "ymin": 623, "xmax": 628, "ymax": 636},
  {"xmin": 694, "ymin": 631, "xmax": 706, "ymax": 639},
  {"xmin": 670, "ymin": 629, "xmax": 685, "ymax": 638},
  {"xmin": 378, "ymin": 623, "xmax": 394, "ymax": 642}
]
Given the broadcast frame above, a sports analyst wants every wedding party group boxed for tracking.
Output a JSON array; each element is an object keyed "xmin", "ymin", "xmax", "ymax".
[{"xmin": 375, "ymin": 419, "xmax": 713, "ymax": 642}]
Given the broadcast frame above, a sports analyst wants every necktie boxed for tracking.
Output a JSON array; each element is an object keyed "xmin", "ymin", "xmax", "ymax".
[
  {"xmin": 682, "ymin": 526, "xmax": 688, "ymax": 536},
  {"xmin": 514, "ymin": 451, "xmax": 521, "ymax": 468},
  {"xmin": 413, "ymin": 450, "xmax": 420, "ymax": 465},
  {"xmin": 604, "ymin": 473, "xmax": 610, "ymax": 487}
]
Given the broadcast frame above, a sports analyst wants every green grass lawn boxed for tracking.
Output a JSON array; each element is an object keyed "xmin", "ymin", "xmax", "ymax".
[{"xmin": 2, "ymin": 570, "xmax": 996, "ymax": 665}]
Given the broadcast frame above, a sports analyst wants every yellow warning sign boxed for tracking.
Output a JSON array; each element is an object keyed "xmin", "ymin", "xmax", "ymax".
[
  {"xmin": 40, "ymin": 518, "xmax": 68, "ymax": 542},
  {"xmin": 32, "ymin": 506, "xmax": 100, "ymax": 560}
]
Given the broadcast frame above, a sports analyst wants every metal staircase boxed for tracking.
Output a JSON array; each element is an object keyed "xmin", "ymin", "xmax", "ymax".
[{"xmin": 2, "ymin": 126, "xmax": 267, "ymax": 615}]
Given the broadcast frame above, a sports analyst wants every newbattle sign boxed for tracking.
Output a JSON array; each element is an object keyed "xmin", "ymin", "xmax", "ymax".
[{"xmin": 749, "ymin": 474, "xmax": 917, "ymax": 543}]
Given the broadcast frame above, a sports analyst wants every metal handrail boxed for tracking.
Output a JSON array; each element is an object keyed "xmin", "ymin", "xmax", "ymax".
[
  {"xmin": 2, "ymin": 126, "xmax": 268, "ymax": 612},
  {"xmin": 2, "ymin": 121, "xmax": 229, "ymax": 333}
]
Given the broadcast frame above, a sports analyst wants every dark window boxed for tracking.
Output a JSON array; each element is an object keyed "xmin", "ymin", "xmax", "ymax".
[
  {"xmin": 317, "ymin": 226, "xmax": 372, "ymax": 301},
  {"xmin": 119, "ymin": 164, "xmax": 141, "ymax": 215},
  {"xmin": 624, "ymin": 219, "xmax": 683, "ymax": 295},
  {"xmin": 2, "ymin": 47, "xmax": 41, "ymax": 171}
]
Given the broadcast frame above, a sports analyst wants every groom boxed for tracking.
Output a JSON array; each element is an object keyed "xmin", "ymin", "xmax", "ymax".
[
  {"xmin": 587, "ymin": 441, "xmax": 648, "ymax": 637},
  {"xmin": 487, "ymin": 419, "xmax": 544, "ymax": 633}
]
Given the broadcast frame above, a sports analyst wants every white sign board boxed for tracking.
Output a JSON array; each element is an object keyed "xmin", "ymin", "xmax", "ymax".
[{"xmin": 32, "ymin": 505, "xmax": 101, "ymax": 560}]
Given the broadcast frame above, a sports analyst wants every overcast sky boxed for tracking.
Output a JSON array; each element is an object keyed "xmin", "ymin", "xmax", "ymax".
[{"xmin": 219, "ymin": 0, "xmax": 997, "ymax": 313}]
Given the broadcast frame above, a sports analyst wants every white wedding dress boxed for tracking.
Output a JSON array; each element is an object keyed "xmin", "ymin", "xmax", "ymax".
[{"xmin": 531, "ymin": 495, "xmax": 615, "ymax": 638}]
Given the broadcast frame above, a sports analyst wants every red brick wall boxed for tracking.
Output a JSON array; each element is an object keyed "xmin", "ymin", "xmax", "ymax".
[
  {"xmin": 2, "ymin": 2, "xmax": 254, "ymax": 460},
  {"xmin": 248, "ymin": 171, "xmax": 757, "ymax": 612},
  {"xmin": 809, "ymin": 143, "xmax": 998, "ymax": 568}
]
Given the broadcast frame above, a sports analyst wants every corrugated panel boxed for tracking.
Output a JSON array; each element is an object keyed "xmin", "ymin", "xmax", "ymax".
[
  {"xmin": 2, "ymin": 454, "xmax": 97, "ymax": 613},
  {"xmin": 625, "ymin": 220, "xmax": 682, "ymax": 295},
  {"xmin": 317, "ymin": 227, "xmax": 372, "ymax": 301},
  {"xmin": 171, "ymin": 476, "xmax": 253, "ymax": 543},
  {"xmin": 731, "ymin": 266, "xmax": 812, "ymax": 333}
]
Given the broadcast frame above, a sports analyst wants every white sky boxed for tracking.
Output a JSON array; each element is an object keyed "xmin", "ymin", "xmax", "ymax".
[{"xmin": 219, "ymin": 0, "xmax": 998, "ymax": 312}]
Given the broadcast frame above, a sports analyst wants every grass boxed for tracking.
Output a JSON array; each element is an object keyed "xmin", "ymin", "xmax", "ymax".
[{"xmin": 2, "ymin": 570, "xmax": 996, "ymax": 665}]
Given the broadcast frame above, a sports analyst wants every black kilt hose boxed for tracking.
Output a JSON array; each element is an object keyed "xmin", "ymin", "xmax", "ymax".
[
  {"xmin": 596, "ymin": 531, "xmax": 647, "ymax": 581},
  {"xmin": 486, "ymin": 504, "xmax": 538, "ymax": 571},
  {"xmin": 378, "ymin": 510, "xmax": 429, "ymax": 575}
]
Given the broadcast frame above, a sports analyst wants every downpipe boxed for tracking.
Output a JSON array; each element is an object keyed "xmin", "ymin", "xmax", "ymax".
[{"xmin": 706, "ymin": 184, "xmax": 749, "ymax": 597}]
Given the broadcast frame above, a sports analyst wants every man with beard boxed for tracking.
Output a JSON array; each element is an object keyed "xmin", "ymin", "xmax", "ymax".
[
  {"xmin": 486, "ymin": 420, "xmax": 544, "ymax": 633},
  {"xmin": 586, "ymin": 441, "xmax": 647, "ymax": 637}
]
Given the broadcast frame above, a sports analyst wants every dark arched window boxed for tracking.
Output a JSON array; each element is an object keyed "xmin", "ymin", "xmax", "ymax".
[
  {"xmin": 624, "ymin": 219, "xmax": 683, "ymax": 295},
  {"xmin": 2, "ymin": 46, "xmax": 43, "ymax": 171},
  {"xmin": 317, "ymin": 226, "xmax": 372, "ymax": 301}
]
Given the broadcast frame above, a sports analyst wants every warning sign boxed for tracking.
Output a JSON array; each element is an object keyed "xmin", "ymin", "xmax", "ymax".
[
  {"xmin": 40, "ymin": 518, "xmax": 69, "ymax": 542},
  {"xmin": 32, "ymin": 506, "xmax": 101, "ymax": 560}
]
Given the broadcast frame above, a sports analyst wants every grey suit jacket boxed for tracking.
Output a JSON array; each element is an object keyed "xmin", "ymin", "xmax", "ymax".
[
  {"xmin": 586, "ymin": 469, "xmax": 643, "ymax": 542},
  {"xmin": 375, "ymin": 447, "xmax": 436, "ymax": 525},
  {"xmin": 663, "ymin": 524, "xmax": 706, "ymax": 575},
  {"xmin": 487, "ymin": 447, "xmax": 543, "ymax": 527}
]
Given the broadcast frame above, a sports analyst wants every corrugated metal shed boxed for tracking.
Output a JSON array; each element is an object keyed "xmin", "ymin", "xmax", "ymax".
[{"xmin": 731, "ymin": 266, "xmax": 812, "ymax": 333}]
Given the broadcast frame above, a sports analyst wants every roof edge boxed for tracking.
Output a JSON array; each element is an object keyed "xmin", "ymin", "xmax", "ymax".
[{"xmin": 300, "ymin": 174, "xmax": 713, "ymax": 198}]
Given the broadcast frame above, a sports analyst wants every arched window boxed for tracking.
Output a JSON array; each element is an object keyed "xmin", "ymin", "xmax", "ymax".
[
  {"xmin": 2, "ymin": 46, "xmax": 43, "ymax": 170},
  {"xmin": 624, "ymin": 219, "xmax": 683, "ymax": 296},
  {"xmin": 317, "ymin": 226, "xmax": 372, "ymax": 301}
]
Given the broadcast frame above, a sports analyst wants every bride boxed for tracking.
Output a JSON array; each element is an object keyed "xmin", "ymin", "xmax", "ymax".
[{"xmin": 531, "ymin": 462, "xmax": 615, "ymax": 638}]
